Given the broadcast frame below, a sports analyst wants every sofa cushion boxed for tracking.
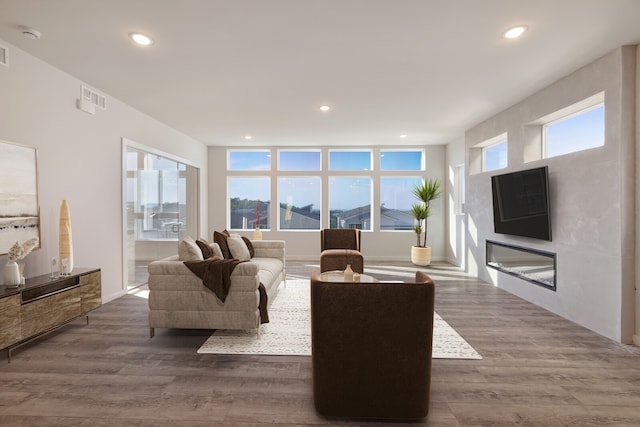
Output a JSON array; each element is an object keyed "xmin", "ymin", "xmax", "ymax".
[
  {"xmin": 196, "ymin": 238, "xmax": 214, "ymax": 259},
  {"xmin": 227, "ymin": 235, "xmax": 251, "ymax": 261},
  {"xmin": 178, "ymin": 237, "xmax": 204, "ymax": 261},
  {"xmin": 210, "ymin": 242, "xmax": 224, "ymax": 258},
  {"xmin": 242, "ymin": 236, "xmax": 255, "ymax": 258},
  {"xmin": 214, "ymin": 231, "xmax": 232, "ymax": 259}
]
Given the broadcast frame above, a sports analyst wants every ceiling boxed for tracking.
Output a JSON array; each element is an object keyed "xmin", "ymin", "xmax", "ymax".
[{"xmin": 0, "ymin": 0, "xmax": 639, "ymax": 147}]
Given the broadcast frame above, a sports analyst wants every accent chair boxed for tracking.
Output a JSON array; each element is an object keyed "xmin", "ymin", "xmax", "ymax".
[
  {"xmin": 310, "ymin": 269, "xmax": 435, "ymax": 420},
  {"xmin": 319, "ymin": 228, "xmax": 364, "ymax": 274}
]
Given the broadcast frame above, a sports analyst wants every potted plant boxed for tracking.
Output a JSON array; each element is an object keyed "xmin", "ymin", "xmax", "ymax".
[{"xmin": 410, "ymin": 179, "xmax": 442, "ymax": 265}]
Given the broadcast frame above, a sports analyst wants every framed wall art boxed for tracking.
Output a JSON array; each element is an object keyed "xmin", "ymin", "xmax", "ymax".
[{"xmin": 0, "ymin": 139, "xmax": 40, "ymax": 255}]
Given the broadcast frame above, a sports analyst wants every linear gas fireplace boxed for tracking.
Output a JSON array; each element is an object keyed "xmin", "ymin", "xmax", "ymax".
[{"xmin": 486, "ymin": 240, "xmax": 556, "ymax": 291}]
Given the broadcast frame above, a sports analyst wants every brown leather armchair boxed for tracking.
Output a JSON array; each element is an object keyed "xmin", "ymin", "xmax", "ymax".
[
  {"xmin": 310, "ymin": 270, "xmax": 435, "ymax": 420},
  {"xmin": 319, "ymin": 228, "xmax": 364, "ymax": 273}
]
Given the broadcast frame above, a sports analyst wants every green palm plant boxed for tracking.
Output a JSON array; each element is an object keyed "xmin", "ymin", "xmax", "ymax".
[{"xmin": 411, "ymin": 179, "xmax": 442, "ymax": 247}]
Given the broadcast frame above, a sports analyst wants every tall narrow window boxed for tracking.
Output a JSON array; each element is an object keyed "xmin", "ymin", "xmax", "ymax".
[
  {"xmin": 278, "ymin": 177, "xmax": 321, "ymax": 230},
  {"xmin": 329, "ymin": 177, "xmax": 372, "ymax": 229},
  {"xmin": 228, "ymin": 177, "xmax": 270, "ymax": 230},
  {"xmin": 455, "ymin": 164, "xmax": 466, "ymax": 215}
]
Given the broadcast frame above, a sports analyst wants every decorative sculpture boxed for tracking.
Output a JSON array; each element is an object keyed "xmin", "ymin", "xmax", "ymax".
[{"xmin": 59, "ymin": 199, "xmax": 73, "ymax": 273}]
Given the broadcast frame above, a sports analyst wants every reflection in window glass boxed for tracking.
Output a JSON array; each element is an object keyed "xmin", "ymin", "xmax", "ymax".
[
  {"xmin": 545, "ymin": 104, "xmax": 604, "ymax": 158},
  {"xmin": 228, "ymin": 177, "xmax": 270, "ymax": 230},
  {"xmin": 278, "ymin": 177, "xmax": 321, "ymax": 230},
  {"xmin": 329, "ymin": 150, "xmax": 372, "ymax": 171},
  {"xmin": 329, "ymin": 177, "xmax": 372, "ymax": 230},
  {"xmin": 380, "ymin": 177, "xmax": 422, "ymax": 230},
  {"xmin": 228, "ymin": 150, "xmax": 271, "ymax": 171},
  {"xmin": 380, "ymin": 150, "xmax": 424, "ymax": 171},
  {"xmin": 483, "ymin": 140, "xmax": 507, "ymax": 172},
  {"xmin": 278, "ymin": 150, "xmax": 321, "ymax": 171}
]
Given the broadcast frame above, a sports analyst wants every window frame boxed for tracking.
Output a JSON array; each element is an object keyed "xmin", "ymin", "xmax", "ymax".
[
  {"xmin": 379, "ymin": 149, "xmax": 425, "ymax": 171},
  {"xmin": 542, "ymin": 102, "xmax": 605, "ymax": 159},
  {"xmin": 480, "ymin": 134, "xmax": 508, "ymax": 172},
  {"xmin": 277, "ymin": 149, "xmax": 321, "ymax": 171},
  {"xmin": 328, "ymin": 149, "xmax": 373, "ymax": 171}
]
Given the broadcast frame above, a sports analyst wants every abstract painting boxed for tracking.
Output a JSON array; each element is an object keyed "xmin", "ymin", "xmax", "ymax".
[{"xmin": 0, "ymin": 140, "xmax": 40, "ymax": 255}]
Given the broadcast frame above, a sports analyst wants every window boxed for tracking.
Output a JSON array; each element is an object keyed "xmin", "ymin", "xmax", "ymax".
[
  {"xmin": 380, "ymin": 150, "xmax": 424, "ymax": 171},
  {"xmin": 124, "ymin": 142, "xmax": 199, "ymax": 289},
  {"xmin": 278, "ymin": 150, "xmax": 321, "ymax": 171},
  {"xmin": 226, "ymin": 147, "xmax": 437, "ymax": 232},
  {"xmin": 329, "ymin": 150, "xmax": 372, "ymax": 171},
  {"xmin": 228, "ymin": 177, "xmax": 270, "ymax": 230},
  {"xmin": 483, "ymin": 139, "xmax": 507, "ymax": 172},
  {"xmin": 329, "ymin": 177, "xmax": 372, "ymax": 229},
  {"xmin": 228, "ymin": 150, "xmax": 271, "ymax": 171},
  {"xmin": 455, "ymin": 164, "xmax": 465, "ymax": 215},
  {"xmin": 125, "ymin": 148, "xmax": 197, "ymax": 240},
  {"xmin": 544, "ymin": 104, "xmax": 604, "ymax": 158},
  {"xmin": 278, "ymin": 177, "xmax": 321, "ymax": 230},
  {"xmin": 380, "ymin": 177, "xmax": 422, "ymax": 230}
]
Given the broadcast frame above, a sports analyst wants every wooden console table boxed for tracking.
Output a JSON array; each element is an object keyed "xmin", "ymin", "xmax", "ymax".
[{"xmin": 0, "ymin": 268, "xmax": 101, "ymax": 362}]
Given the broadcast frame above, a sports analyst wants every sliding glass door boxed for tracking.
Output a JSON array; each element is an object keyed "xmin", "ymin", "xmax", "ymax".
[{"xmin": 124, "ymin": 143, "xmax": 199, "ymax": 289}]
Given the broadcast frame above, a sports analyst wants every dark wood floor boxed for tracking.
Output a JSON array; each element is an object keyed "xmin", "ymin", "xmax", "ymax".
[{"xmin": 2, "ymin": 261, "xmax": 640, "ymax": 426}]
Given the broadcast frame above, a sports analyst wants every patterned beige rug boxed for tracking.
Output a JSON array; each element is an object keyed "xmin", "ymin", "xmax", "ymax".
[{"xmin": 198, "ymin": 279, "xmax": 482, "ymax": 359}]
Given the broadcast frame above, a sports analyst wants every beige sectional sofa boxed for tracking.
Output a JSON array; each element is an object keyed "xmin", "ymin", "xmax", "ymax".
[{"xmin": 147, "ymin": 239, "xmax": 286, "ymax": 337}]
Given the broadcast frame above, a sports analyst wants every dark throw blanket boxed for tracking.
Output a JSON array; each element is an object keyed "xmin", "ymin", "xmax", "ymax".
[{"xmin": 184, "ymin": 257, "xmax": 269, "ymax": 324}]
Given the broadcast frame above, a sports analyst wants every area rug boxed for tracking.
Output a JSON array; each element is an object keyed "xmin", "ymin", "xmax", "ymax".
[{"xmin": 198, "ymin": 280, "xmax": 482, "ymax": 359}]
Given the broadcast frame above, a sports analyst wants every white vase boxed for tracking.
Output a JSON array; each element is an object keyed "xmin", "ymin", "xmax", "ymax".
[
  {"xmin": 4, "ymin": 261, "xmax": 21, "ymax": 286},
  {"xmin": 59, "ymin": 199, "xmax": 74, "ymax": 272},
  {"xmin": 343, "ymin": 264, "xmax": 354, "ymax": 281},
  {"xmin": 253, "ymin": 227, "xmax": 263, "ymax": 240}
]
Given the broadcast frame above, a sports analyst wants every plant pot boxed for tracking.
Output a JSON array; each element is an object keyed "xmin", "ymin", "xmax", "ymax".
[
  {"xmin": 4, "ymin": 261, "xmax": 21, "ymax": 287},
  {"xmin": 411, "ymin": 246, "xmax": 432, "ymax": 266}
]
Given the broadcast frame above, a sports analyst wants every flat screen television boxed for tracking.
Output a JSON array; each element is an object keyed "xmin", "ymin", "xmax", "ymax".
[{"xmin": 491, "ymin": 166, "xmax": 552, "ymax": 241}]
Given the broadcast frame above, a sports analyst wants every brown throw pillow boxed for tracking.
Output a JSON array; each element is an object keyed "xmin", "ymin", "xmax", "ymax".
[
  {"xmin": 196, "ymin": 238, "xmax": 214, "ymax": 259},
  {"xmin": 214, "ymin": 230, "xmax": 232, "ymax": 259},
  {"xmin": 242, "ymin": 236, "xmax": 255, "ymax": 258}
]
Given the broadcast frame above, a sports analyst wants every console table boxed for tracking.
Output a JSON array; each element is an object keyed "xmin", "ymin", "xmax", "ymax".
[{"xmin": 0, "ymin": 268, "xmax": 101, "ymax": 362}]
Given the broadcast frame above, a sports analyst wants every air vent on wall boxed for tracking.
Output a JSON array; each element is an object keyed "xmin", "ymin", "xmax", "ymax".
[
  {"xmin": 81, "ymin": 85, "xmax": 106, "ymax": 109},
  {"xmin": 0, "ymin": 44, "xmax": 8, "ymax": 67}
]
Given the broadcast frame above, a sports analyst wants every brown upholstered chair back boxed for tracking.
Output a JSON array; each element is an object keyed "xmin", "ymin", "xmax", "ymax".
[
  {"xmin": 310, "ymin": 270, "xmax": 435, "ymax": 420},
  {"xmin": 320, "ymin": 228, "xmax": 361, "ymax": 251}
]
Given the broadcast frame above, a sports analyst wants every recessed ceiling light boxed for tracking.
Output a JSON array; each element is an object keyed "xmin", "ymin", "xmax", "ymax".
[
  {"xmin": 502, "ymin": 25, "xmax": 527, "ymax": 39},
  {"xmin": 19, "ymin": 26, "xmax": 41, "ymax": 39},
  {"xmin": 244, "ymin": 135, "xmax": 253, "ymax": 140},
  {"xmin": 129, "ymin": 32, "xmax": 154, "ymax": 46},
  {"xmin": 319, "ymin": 105, "xmax": 331, "ymax": 112},
  {"xmin": 400, "ymin": 134, "xmax": 408, "ymax": 139}
]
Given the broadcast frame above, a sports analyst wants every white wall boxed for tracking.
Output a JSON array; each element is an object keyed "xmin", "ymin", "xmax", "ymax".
[
  {"xmin": 464, "ymin": 46, "xmax": 637, "ymax": 343},
  {"xmin": 208, "ymin": 145, "xmax": 446, "ymax": 262},
  {"xmin": 0, "ymin": 39, "xmax": 208, "ymax": 302},
  {"xmin": 445, "ymin": 136, "xmax": 466, "ymax": 268}
]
